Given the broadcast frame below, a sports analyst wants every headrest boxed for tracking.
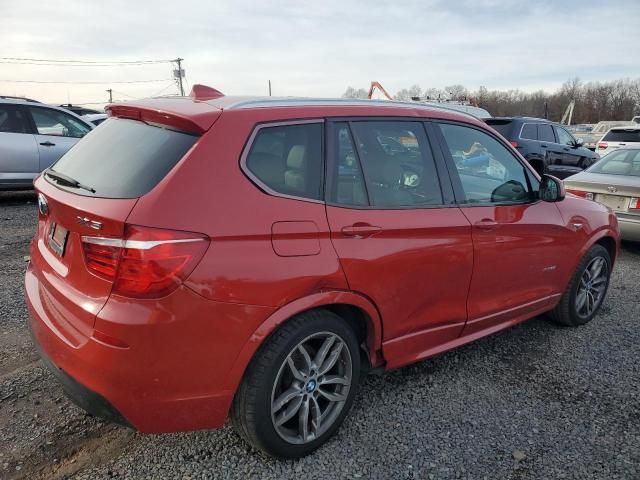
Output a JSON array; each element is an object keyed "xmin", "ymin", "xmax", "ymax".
[{"xmin": 287, "ymin": 145, "xmax": 306, "ymax": 169}]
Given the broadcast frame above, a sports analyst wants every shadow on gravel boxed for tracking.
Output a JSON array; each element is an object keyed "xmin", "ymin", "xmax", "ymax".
[{"xmin": 0, "ymin": 190, "xmax": 37, "ymax": 206}]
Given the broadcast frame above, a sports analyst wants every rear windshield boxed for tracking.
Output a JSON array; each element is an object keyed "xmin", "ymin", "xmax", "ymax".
[
  {"xmin": 49, "ymin": 117, "xmax": 198, "ymax": 198},
  {"xmin": 602, "ymin": 129, "xmax": 640, "ymax": 142},
  {"xmin": 485, "ymin": 120, "xmax": 513, "ymax": 138},
  {"xmin": 588, "ymin": 149, "xmax": 640, "ymax": 176}
]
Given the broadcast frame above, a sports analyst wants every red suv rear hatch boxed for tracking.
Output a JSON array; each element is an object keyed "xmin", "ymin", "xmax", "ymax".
[{"xmin": 30, "ymin": 108, "xmax": 207, "ymax": 339}]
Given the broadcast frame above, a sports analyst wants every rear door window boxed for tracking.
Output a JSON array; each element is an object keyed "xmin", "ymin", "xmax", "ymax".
[
  {"xmin": 347, "ymin": 121, "xmax": 443, "ymax": 208},
  {"xmin": 244, "ymin": 122, "xmax": 324, "ymax": 201},
  {"xmin": 538, "ymin": 124, "xmax": 555, "ymax": 143},
  {"xmin": 602, "ymin": 129, "xmax": 640, "ymax": 142},
  {"xmin": 49, "ymin": 117, "xmax": 198, "ymax": 198},
  {"xmin": 330, "ymin": 123, "xmax": 368, "ymax": 206},
  {"xmin": 29, "ymin": 107, "xmax": 91, "ymax": 138},
  {"xmin": 520, "ymin": 123, "xmax": 538, "ymax": 140}
]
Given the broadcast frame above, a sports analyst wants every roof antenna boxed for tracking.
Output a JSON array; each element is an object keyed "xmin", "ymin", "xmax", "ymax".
[{"xmin": 189, "ymin": 84, "xmax": 224, "ymax": 101}]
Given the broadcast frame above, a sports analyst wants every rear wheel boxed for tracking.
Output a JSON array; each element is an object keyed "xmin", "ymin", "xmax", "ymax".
[
  {"xmin": 549, "ymin": 244, "xmax": 611, "ymax": 326},
  {"xmin": 231, "ymin": 309, "xmax": 361, "ymax": 458}
]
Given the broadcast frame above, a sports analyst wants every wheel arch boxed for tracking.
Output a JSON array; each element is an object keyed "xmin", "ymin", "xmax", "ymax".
[{"xmin": 224, "ymin": 291, "xmax": 385, "ymax": 394}]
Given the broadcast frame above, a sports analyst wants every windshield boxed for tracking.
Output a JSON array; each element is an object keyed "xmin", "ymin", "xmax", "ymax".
[
  {"xmin": 587, "ymin": 149, "xmax": 640, "ymax": 176},
  {"xmin": 49, "ymin": 117, "xmax": 198, "ymax": 198}
]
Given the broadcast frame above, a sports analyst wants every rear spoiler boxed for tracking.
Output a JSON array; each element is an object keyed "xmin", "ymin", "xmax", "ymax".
[{"xmin": 106, "ymin": 88, "xmax": 223, "ymax": 135}]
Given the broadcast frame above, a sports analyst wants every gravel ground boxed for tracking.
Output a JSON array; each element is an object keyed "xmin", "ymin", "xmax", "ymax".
[{"xmin": 1, "ymin": 189, "xmax": 639, "ymax": 479}]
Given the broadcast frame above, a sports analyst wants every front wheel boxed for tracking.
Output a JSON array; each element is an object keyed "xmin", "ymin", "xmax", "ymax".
[
  {"xmin": 231, "ymin": 309, "xmax": 361, "ymax": 458},
  {"xmin": 549, "ymin": 244, "xmax": 611, "ymax": 326}
]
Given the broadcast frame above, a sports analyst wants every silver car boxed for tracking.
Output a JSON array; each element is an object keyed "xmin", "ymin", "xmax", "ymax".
[
  {"xmin": 0, "ymin": 98, "xmax": 93, "ymax": 190},
  {"xmin": 564, "ymin": 146, "xmax": 640, "ymax": 241}
]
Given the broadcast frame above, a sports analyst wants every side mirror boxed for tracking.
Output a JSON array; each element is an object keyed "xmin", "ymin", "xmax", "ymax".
[
  {"xmin": 574, "ymin": 138, "xmax": 584, "ymax": 148},
  {"xmin": 539, "ymin": 175, "xmax": 565, "ymax": 202}
]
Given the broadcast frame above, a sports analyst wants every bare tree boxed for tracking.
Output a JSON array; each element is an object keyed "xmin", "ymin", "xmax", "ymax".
[{"xmin": 342, "ymin": 86, "xmax": 369, "ymax": 99}]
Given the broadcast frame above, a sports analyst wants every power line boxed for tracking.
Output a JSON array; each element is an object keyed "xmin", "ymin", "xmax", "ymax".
[
  {"xmin": 0, "ymin": 56, "xmax": 174, "ymax": 66},
  {"xmin": 0, "ymin": 78, "xmax": 172, "ymax": 85}
]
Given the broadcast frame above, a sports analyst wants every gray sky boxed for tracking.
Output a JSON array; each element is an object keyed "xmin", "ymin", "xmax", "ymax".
[{"xmin": 1, "ymin": 0, "xmax": 639, "ymax": 106}]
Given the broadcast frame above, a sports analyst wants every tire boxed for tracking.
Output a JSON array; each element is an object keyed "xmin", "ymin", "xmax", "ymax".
[
  {"xmin": 230, "ymin": 309, "xmax": 361, "ymax": 458},
  {"xmin": 549, "ymin": 244, "xmax": 611, "ymax": 326}
]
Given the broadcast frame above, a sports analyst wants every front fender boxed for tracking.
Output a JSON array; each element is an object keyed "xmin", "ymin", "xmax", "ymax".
[{"xmin": 223, "ymin": 290, "xmax": 384, "ymax": 394}]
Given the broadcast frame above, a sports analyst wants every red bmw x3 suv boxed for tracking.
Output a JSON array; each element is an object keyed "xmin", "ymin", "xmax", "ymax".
[{"xmin": 26, "ymin": 85, "xmax": 619, "ymax": 457}]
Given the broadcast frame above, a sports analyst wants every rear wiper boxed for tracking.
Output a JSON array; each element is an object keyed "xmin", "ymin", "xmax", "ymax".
[{"xmin": 45, "ymin": 169, "xmax": 96, "ymax": 193}]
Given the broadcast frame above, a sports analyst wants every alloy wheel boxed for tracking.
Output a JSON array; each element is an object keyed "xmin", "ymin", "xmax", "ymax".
[
  {"xmin": 575, "ymin": 256, "xmax": 608, "ymax": 318},
  {"xmin": 270, "ymin": 332, "xmax": 353, "ymax": 445}
]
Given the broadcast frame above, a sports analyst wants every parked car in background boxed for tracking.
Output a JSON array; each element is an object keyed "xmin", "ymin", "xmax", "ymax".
[
  {"xmin": 564, "ymin": 146, "xmax": 640, "ymax": 242},
  {"xmin": 631, "ymin": 116, "xmax": 640, "ymax": 124},
  {"xmin": 485, "ymin": 117, "xmax": 599, "ymax": 178},
  {"xmin": 26, "ymin": 87, "xmax": 619, "ymax": 458},
  {"xmin": 596, "ymin": 125, "xmax": 640, "ymax": 155},
  {"xmin": 58, "ymin": 104, "xmax": 102, "ymax": 116},
  {"xmin": 82, "ymin": 113, "xmax": 108, "ymax": 126},
  {"xmin": 575, "ymin": 121, "xmax": 635, "ymax": 150},
  {"xmin": 0, "ymin": 98, "xmax": 93, "ymax": 189}
]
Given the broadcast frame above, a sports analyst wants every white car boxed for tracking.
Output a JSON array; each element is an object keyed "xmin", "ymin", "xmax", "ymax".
[
  {"xmin": 82, "ymin": 113, "xmax": 108, "ymax": 126},
  {"xmin": 596, "ymin": 125, "xmax": 640, "ymax": 156}
]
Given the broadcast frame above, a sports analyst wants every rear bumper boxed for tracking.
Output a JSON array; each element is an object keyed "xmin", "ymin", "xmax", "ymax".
[
  {"xmin": 617, "ymin": 214, "xmax": 640, "ymax": 242},
  {"xmin": 30, "ymin": 329, "xmax": 130, "ymax": 427},
  {"xmin": 25, "ymin": 262, "xmax": 275, "ymax": 433}
]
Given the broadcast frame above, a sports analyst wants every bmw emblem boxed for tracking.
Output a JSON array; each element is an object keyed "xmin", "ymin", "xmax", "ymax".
[{"xmin": 37, "ymin": 193, "xmax": 48, "ymax": 216}]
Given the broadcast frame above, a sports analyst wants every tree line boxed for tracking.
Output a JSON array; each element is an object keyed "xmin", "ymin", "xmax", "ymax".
[{"xmin": 342, "ymin": 78, "xmax": 640, "ymax": 124}]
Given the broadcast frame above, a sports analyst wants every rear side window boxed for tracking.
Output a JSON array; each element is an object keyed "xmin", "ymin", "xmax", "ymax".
[
  {"xmin": 520, "ymin": 123, "xmax": 538, "ymax": 140},
  {"xmin": 0, "ymin": 105, "xmax": 30, "ymax": 133},
  {"xmin": 538, "ymin": 124, "xmax": 555, "ymax": 143},
  {"xmin": 245, "ymin": 122, "xmax": 323, "ymax": 201},
  {"xmin": 347, "ymin": 121, "xmax": 443, "ymax": 207},
  {"xmin": 485, "ymin": 120, "xmax": 513, "ymax": 139},
  {"xmin": 50, "ymin": 118, "xmax": 198, "ymax": 198},
  {"xmin": 602, "ymin": 129, "xmax": 640, "ymax": 142}
]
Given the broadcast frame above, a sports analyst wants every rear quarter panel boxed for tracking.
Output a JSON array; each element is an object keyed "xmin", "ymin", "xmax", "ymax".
[{"xmin": 126, "ymin": 109, "xmax": 348, "ymax": 308}]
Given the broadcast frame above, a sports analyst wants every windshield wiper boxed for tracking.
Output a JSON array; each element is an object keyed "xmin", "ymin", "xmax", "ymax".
[{"xmin": 45, "ymin": 169, "xmax": 96, "ymax": 194}]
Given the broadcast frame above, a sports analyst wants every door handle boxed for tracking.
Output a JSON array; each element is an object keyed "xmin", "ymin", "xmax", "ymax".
[
  {"xmin": 540, "ymin": 144, "xmax": 548, "ymax": 148},
  {"xmin": 474, "ymin": 219, "xmax": 499, "ymax": 231},
  {"xmin": 39, "ymin": 141, "xmax": 56, "ymax": 147},
  {"xmin": 341, "ymin": 223, "xmax": 382, "ymax": 238}
]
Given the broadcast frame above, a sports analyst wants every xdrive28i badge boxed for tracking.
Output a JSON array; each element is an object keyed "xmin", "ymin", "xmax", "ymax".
[{"xmin": 37, "ymin": 193, "xmax": 48, "ymax": 216}]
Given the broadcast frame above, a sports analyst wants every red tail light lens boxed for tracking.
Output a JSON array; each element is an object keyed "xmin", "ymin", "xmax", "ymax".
[
  {"xmin": 598, "ymin": 142, "xmax": 608, "ymax": 150},
  {"xmin": 509, "ymin": 140, "xmax": 520, "ymax": 148},
  {"xmin": 630, "ymin": 198, "xmax": 639, "ymax": 210},
  {"xmin": 81, "ymin": 225, "xmax": 209, "ymax": 298},
  {"xmin": 566, "ymin": 189, "xmax": 594, "ymax": 200}
]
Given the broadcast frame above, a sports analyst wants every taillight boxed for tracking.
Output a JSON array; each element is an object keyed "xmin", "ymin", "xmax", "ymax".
[
  {"xmin": 81, "ymin": 225, "xmax": 209, "ymax": 298},
  {"xmin": 598, "ymin": 142, "xmax": 608, "ymax": 150},
  {"xmin": 566, "ymin": 189, "xmax": 594, "ymax": 200},
  {"xmin": 509, "ymin": 140, "xmax": 520, "ymax": 148},
  {"xmin": 630, "ymin": 198, "xmax": 640, "ymax": 210}
]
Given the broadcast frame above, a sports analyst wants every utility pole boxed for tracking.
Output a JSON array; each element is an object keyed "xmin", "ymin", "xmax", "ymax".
[
  {"xmin": 268, "ymin": 80, "xmax": 272, "ymax": 96},
  {"xmin": 106, "ymin": 89, "xmax": 113, "ymax": 103},
  {"xmin": 174, "ymin": 58, "xmax": 185, "ymax": 96}
]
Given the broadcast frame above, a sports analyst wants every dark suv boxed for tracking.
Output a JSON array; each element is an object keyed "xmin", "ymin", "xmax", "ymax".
[{"xmin": 486, "ymin": 117, "xmax": 599, "ymax": 178}]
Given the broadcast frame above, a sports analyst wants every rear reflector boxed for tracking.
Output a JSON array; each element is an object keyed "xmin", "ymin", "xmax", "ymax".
[
  {"xmin": 566, "ymin": 189, "xmax": 594, "ymax": 200},
  {"xmin": 81, "ymin": 225, "xmax": 209, "ymax": 298},
  {"xmin": 630, "ymin": 198, "xmax": 639, "ymax": 210},
  {"xmin": 598, "ymin": 142, "xmax": 608, "ymax": 150}
]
